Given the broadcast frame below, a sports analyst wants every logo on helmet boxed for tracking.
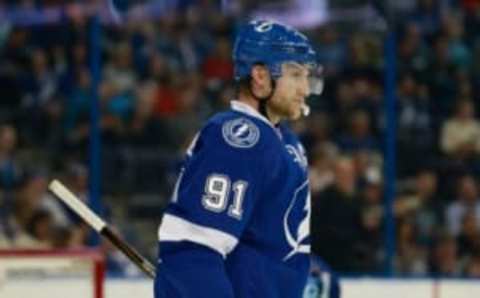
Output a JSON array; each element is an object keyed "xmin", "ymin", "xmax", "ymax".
[{"xmin": 253, "ymin": 20, "xmax": 274, "ymax": 32}]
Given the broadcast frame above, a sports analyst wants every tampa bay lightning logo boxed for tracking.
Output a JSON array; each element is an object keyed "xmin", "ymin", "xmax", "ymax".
[
  {"xmin": 222, "ymin": 118, "xmax": 260, "ymax": 148},
  {"xmin": 283, "ymin": 180, "xmax": 311, "ymax": 261}
]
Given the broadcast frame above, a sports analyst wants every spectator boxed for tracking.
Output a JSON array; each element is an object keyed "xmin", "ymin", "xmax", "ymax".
[
  {"xmin": 395, "ymin": 219, "xmax": 428, "ymax": 275},
  {"xmin": 308, "ymin": 142, "xmax": 337, "ymax": 196},
  {"xmin": 465, "ymin": 252, "xmax": 480, "ymax": 277},
  {"xmin": 456, "ymin": 211, "xmax": 480, "ymax": 258},
  {"xmin": 311, "ymin": 156, "xmax": 365, "ymax": 272},
  {"xmin": 202, "ymin": 36, "xmax": 234, "ymax": 96},
  {"xmin": 103, "ymin": 42, "xmax": 138, "ymax": 95},
  {"xmin": 300, "ymin": 112, "xmax": 332, "ymax": 150},
  {"xmin": 0, "ymin": 124, "xmax": 22, "ymax": 189},
  {"xmin": 125, "ymin": 81, "xmax": 168, "ymax": 148},
  {"xmin": 26, "ymin": 209, "xmax": 54, "ymax": 248},
  {"xmin": 63, "ymin": 67, "xmax": 91, "ymax": 140},
  {"xmin": 411, "ymin": 0, "xmax": 441, "ymax": 37},
  {"xmin": 336, "ymin": 109, "xmax": 380, "ymax": 153},
  {"xmin": 58, "ymin": 42, "xmax": 88, "ymax": 94},
  {"xmin": 359, "ymin": 170, "xmax": 384, "ymax": 272},
  {"xmin": 21, "ymin": 48, "xmax": 59, "ymax": 109},
  {"xmin": 440, "ymin": 99, "xmax": 480, "ymax": 160},
  {"xmin": 349, "ymin": 76, "xmax": 382, "ymax": 118},
  {"xmin": 151, "ymin": 61, "xmax": 182, "ymax": 117},
  {"xmin": 414, "ymin": 169, "xmax": 444, "ymax": 244},
  {"xmin": 346, "ymin": 33, "xmax": 381, "ymax": 72},
  {"xmin": 163, "ymin": 74, "xmax": 209, "ymax": 150},
  {"xmin": 396, "ymin": 169, "xmax": 444, "ymax": 246},
  {"xmin": 426, "ymin": 35, "xmax": 456, "ymax": 115},
  {"xmin": 397, "ymin": 74, "xmax": 435, "ymax": 176},
  {"xmin": 398, "ymin": 23, "xmax": 429, "ymax": 75},
  {"xmin": 445, "ymin": 175, "xmax": 480, "ymax": 236},
  {"xmin": 315, "ymin": 26, "xmax": 346, "ymax": 77},
  {"xmin": 442, "ymin": 13, "xmax": 471, "ymax": 69},
  {"xmin": 352, "ymin": 149, "xmax": 382, "ymax": 186},
  {"xmin": 430, "ymin": 233, "xmax": 461, "ymax": 276},
  {"xmin": 1, "ymin": 174, "xmax": 51, "ymax": 248}
]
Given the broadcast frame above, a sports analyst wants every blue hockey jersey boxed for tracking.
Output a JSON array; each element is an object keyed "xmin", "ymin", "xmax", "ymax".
[{"xmin": 155, "ymin": 100, "xmax": 311, "ymax": 298}]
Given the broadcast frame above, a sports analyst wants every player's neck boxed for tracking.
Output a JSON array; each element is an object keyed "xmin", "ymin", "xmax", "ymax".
[
  {"xmin": 265, "ymin": 106, "xmax": 281, "ymax": 125},
  {"xmin": 237, "ymin": 95, "xmax": 281, "ymax": 126}
]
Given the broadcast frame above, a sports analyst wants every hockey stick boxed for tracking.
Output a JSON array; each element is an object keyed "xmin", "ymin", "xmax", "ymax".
[{"xmin": 48, "ymin": 179, "xmax": 156, "ymax": 279}]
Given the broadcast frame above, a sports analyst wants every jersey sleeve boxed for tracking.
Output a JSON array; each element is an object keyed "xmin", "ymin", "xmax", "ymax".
[
  {"xmin": 158, "ymin": 118, "xmax": 271, "ymax": 258},
  {"xmin": 155, "ymin": 242, "xmax": 235, "ymax": 298}
]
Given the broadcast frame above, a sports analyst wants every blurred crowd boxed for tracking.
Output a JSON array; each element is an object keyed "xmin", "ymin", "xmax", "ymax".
[
  {"xmin": 1, "ymin": 0, "xmax": 480, "ymax": 278},
  {"xmin": 310, "ymin": 0, "xmax": 480, "ymax": 277}
]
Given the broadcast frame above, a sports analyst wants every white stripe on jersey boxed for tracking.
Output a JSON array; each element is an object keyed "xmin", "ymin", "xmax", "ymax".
[{"xmin": 158, "ymin": 213, "xmax": 238, "ymax": 258}]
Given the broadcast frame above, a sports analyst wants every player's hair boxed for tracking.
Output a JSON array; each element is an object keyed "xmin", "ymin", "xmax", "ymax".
[
  {"xmin": 235, "ymin": 76, "xmax": 251, "ymax": 96},
  {"xmin": 234, "ymin": 62, "xmax": 270, "ymax": 97}
]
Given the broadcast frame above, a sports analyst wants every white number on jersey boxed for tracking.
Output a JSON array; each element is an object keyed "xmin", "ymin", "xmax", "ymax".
[
  {"xmin": 202, "ymin": 174, "xmax": 248, "ymax": 220},
  {"xmin": 228, "ymin": 180, "xmax": 248, "ymax": 219}
]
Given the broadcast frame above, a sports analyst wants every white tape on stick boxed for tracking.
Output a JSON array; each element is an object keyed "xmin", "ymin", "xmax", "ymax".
[{"xmin": 49, "ymin": 180, "xmax": 106, "ymax": 232}]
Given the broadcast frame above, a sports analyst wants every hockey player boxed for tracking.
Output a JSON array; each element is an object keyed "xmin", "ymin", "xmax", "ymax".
[{"xmin": 155, "ymin": 19, "xmax": 321, "ymax": 298}]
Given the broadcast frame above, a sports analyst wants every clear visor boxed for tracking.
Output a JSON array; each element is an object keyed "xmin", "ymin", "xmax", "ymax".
[
  {"xmin": 282, "ymin": 62, "xmax": 324, "ymax": 96},
  {"xmin": 307, "ymin": 64, "xmax": 324, "ymax": 96}
]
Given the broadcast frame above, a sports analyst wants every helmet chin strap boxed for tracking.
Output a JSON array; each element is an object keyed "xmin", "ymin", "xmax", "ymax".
[{"xmin": 249, "ymin": 79, "xmax": 277, "ymax": 121}]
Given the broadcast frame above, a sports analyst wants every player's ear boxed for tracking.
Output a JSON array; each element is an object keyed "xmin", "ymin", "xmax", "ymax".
[{"xmin": 250, "ymin": 64, "xmax": 272, "ymax": 96}]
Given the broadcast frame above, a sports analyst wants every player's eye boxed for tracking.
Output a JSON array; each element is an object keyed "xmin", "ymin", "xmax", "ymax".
[{"xmin": 291, "ymin": 71, "xmax": 304, "ymax": 78}]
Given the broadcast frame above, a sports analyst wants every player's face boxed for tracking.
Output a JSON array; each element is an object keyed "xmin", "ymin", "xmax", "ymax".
[{"xmin": 268, "ymin": 62, "xmax": 310, "ymax": 121}]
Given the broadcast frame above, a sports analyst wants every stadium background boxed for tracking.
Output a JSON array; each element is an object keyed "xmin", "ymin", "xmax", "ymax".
[{"xmin": 1, "ymin": 0, "xmax": 480, "ymax": 296}]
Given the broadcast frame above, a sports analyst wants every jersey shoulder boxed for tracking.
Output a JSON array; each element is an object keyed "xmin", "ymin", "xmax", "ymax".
[
  {"xmin": 278, "ymin": 122, "xmax": 302, "ymax": 144},
  {"xmin": 279, "ymin": 122, "xmax": 308, "ymax": 154},
  {"xmin": 199, "ymin": 110, "xmax": 279, "ymax": 153}
]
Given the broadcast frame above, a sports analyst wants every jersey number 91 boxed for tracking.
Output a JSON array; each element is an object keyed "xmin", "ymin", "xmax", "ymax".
[{"xmin": 202, "ymin": 174, "xmax": 248, "ymax": 220}]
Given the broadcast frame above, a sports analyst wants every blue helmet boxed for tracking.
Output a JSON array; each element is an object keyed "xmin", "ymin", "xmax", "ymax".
[{"xmin": 233, "ymin": 20, "xmax": 317, "ymax": 81}]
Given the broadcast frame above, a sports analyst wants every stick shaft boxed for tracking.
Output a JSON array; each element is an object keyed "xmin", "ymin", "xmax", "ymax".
[
  {"xmin": 101, "ymin": 227, "xmax": 156, "ymax": 279},
  {"xmin": 48, "ymin": 179, "xmax": 156, "ymax": 279}
]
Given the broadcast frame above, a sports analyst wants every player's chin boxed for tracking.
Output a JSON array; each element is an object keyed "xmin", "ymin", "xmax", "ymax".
[{"xmin": 288, "ymin": 108, "xmax": 302, "ymax": 120}]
